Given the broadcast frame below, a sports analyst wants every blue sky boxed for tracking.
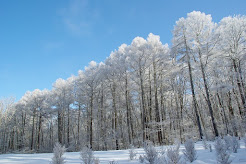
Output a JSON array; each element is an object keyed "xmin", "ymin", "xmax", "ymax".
[{"xmin": 1, "ymin": 0, "xmax": 246, "ymax": 100}]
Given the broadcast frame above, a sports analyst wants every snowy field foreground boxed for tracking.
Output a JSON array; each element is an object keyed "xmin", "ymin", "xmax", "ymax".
[{"xmin": 0, "ymin": 141, "xmax": 246, "ymax": 164}]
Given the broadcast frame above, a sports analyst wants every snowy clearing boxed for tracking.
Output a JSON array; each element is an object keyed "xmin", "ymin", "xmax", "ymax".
[{"xmin": 0, "ymin": 141, "xmax": 246, "ymax": 164}]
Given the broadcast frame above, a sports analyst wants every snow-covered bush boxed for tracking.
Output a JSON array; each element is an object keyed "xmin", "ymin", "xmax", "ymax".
[
  {"xmin": 143, "ymin": 141, "xmax": 158, "ymax": 164},
  {"xmin": 166, "ymin": 144, "xmax": 181, "ymax": 164},
  {"xmin": 155, "ymin": 155, "xmax": 167, "ymax": 164},
  {"xmin": 154, "ymin": 146, "xmax": 167, "ymax": 164},
  {"xmin": 174, "ymin": 139, "xmax": 181, "ymax": 150},
  {"xmin": 231, "ymin": 136, "xmax": 240, "ymax": 153},
  {"xmin": 214, "ymin": 137, "xmax": 232, "ymax": 164},
  {"xmin": 223, "ymin": 135, "xmax": 239, "ymax": 153},
  {"xmin": 51, "ymin": 142, "xmax": 66, "ymax": 164},
  {"xmin": 109, "ymin": 160, "xmax": 118, "ymax": 164},
  {"xmin": 139, "ymin": 155, "xmax": 144, "ymax": 163},
  {"xmin": 223, "ymin": 136, "xmax": 232, "ymax": 151},
  {"xmin": 183, "ymin": 139, "xmax": 197, "ymax": 162},
  {"xmin": 94, "ymin": 157, "xmax": 100, "ymax": 164},
  {"xmin": 202, "ymin": 136, "xmax": 208, "ymax": 149},
  {"xmin": 80, "ymin": 146, "xmax": 94, "ymax": 164},
  {"xmin": 128, "ymin": 144, "xmax": 137, "ymax": 160},
  {"xmin": 159, "ymin": 146, "xmax": 166, "ymax": 156}
]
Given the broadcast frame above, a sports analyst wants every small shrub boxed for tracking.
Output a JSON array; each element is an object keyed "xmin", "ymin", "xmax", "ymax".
[
  {"xmin": 214, "ymin": 137, "xmax": 232, "ymax": 164},
  {"xmin": 109, "ymin": 160, "xmax": 118, "ymax": 164},
  {"xmin": 154, "ymin": 146, "xmax": 167, "ymax": 164},
  {"xmin": 80, "ymin": 146, "xmax": 94, "ymax": 164},
  {"xmin": 231, "ymin": 136, "xmax": 240, "ymax": 153},
  {"xmin": 51, "ymin": 142, "xmax": 66, "ymax": 164},
  {"xmin": 94, "ymin": 157, "xmax": 100, "ymax": 164},
  {"xmin": 139, "ymin": 155, "xmax": 145, "ymax": 163},
  {"xmin": 128, "ymin": 144, "xmax": 137, "ymax": 160},
  {"xmin": 155, "ymin": 155, "xmax": 167, "ymax": 164},
  {"xmin": 166, "ymin": 144, "xmax": 181, "ymax": 164},
  {"xmin": 143, "ymin": 141, "xmax": 158, "ymax": 164},
  {"xmin": 202, "ymin": 136, "xmax": 208, "ymax": 149},
  {"xmin": 183, "ymin": 139, "xmax": 197, "ymax": 162},
  {"xmin": 223, "ymin": 136, "xmax": 232, "ymax": 151},
  {"xmin": 174, "ymin": 139, "xmax": 181, "ymax": 150},
  {"xmin": 159, "ymin": 146, "xmax": 166, "ymax": 156}
]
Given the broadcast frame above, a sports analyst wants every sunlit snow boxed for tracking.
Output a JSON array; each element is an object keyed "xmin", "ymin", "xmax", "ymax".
[{"xmin": 0, "ymin": 141, "xmax": 246, "ymax": 164}]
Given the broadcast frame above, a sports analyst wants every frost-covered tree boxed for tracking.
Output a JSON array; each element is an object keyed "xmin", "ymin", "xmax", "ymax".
[
  {"xmin": 52, "ymin": 78, "xmax": 74, "ymax": 145},
  {"xmin": 0, "ymin": 97, "xmax": 16, "ymax": 152},
  {"xmin": 216, "ymin": 15, "xmax": 246, "ymax": 116},
  {"xmin": 30, "ymin": 89, "xmax": 50, "ymax": 151},
  {"xmin": 172, "ymin": 11, "xmax": 204, "ymax": 139},
  {"xmin": 82, "ymin": 61, "xmax": 101, "ymax": 149},
  {"xmin": 1, "ymin": 11, "xmax": 246, "ymax": 154}
]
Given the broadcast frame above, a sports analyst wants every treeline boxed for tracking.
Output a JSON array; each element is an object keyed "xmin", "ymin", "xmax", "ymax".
[{"xmin": 0, "ymin": 11, "xmax": 245, "ymax": 153}]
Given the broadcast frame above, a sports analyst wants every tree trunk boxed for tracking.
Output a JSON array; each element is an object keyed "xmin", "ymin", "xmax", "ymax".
[
  {"xmin": 31, "ymin": 109, "xmax": 36, "ymax": 150},
  {"xmin": 58, "ymin": 110, "xmax": 63, "ymax": 144},
  {"xmin": 37, "ymin": 112, "xmax": 42, "ymax": 150},
  {"xmin": 67, "ymin": 106, "xmax": 70, "ymax": 145},
  {"xmin": 233, "ymin": 59, "xmax": 246, "ymax": 115},
  {"xmin": 187, "ymin": 56, "xmax": 203, "ymax": 139},
  {"xmin": 125, "ymin": 73, "xmax": 132, "ymax": 145},
  {"xmin": 199, "ymin": 52, "xmax": 219, "ymax": 137},
  {"xmin": 89, "ymin": 91, "xmax": 94, "ymax": 149},
  {"xmin": 153, "ymin": 62, "xmax": 162, "ymax": 144},
  {"xmin": 111, "ymin": 83, "xmax": 119, "ymax": 150},
  {"xmin": 77, "ymin": 103, "xmax": 81, "ymax": 149},
  {"xmin": 139, "ymin": 58, "xmax": 147, "ymax": 143}
]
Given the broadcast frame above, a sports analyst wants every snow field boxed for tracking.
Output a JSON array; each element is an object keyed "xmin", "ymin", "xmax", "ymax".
[{"xmin": 0, "ymin": 141, "xmax": 246, "ymax": 164}]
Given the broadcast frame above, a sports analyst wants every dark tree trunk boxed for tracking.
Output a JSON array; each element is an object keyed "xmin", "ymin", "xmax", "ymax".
[
  {"xmin": 139, "ymin": 59, "xmax": 147, "ymax": 143},
  {"xmin": 233, "ymin": 59, "xmax": 246, "ymax": 115},
  {"xmin": 187, "ymin": 56, "xmax": 203, "ymax": 139},
  {"xmin": 153, "ymin": 62, "xmax": 162, "ymax": 144},
  {"xmin": 67, "ymin": 106, "xmax": 70, "ymax": 145},
  {"xmin": 37, "ymin": 113, "xmax": 42, "ymax": 150},
  {"xmin": 31, "ymin": 109, "xmax": 36, "ymax": 150},
  {"xmin": 125, "ymin": 74, "xmax": 132, "ymax": 145},
  {"xmin": 199, "ymin": 52, "xmax": 219, "ymax": 137},
  {"xmin": 58, "ymin": 110, "xmax": 63, "ymax": 144}
]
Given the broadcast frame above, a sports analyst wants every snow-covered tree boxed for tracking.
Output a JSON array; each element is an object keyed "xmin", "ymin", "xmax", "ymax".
[
  {"xmin": 216, "ymin": 15, "xmax": 246, "ymax": 116},
  {"xmin": 1, "ymin": 11, "xmax": 246, "ymax": 155}
]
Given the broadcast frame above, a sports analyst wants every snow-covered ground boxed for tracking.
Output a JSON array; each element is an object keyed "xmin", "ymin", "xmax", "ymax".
[{"xmin": 0, "ymin": 141, "xmax": 246, "ymax": 164}]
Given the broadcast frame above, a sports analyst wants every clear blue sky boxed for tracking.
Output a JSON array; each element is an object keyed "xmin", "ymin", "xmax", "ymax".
[{"xmin": 1, "ymin": 0, "xmax": 245, "ymax": 101}]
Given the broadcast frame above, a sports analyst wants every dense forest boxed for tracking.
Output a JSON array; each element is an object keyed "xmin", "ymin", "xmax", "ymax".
[{"xmin": 0, "ymin": 11, "xmax": 245, "ymax": 153}]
